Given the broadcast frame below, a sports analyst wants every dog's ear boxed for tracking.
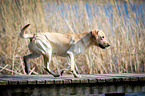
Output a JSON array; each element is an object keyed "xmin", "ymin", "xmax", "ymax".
[{"xmin": 91, "ymin": 29, "xmax": 99, "ymax": 38}]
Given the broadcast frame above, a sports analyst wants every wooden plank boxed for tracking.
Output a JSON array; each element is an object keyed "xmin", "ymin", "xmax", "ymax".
[
  {"xmin": 71, "ymin": 78, "xmax": 80, "ymax": 83},
  {"xmin": 138, "ymin": 77, "xmax": 145, "ymax": 81},
  {"xmin": 54, "ymin": 79, "xmax": 64, "ymax": 84},
  {"xmin": 18, "ymin": 80, "xmax": 28, "ymax": 85},
  {"xmin": 122, "ymin": 77, "xmax": 131, "ymax": 82},
  {"xmin": 80, "ymin": 78, "xmax": 88, "ymax": 83},
  {"xmin": 45, "ymin": 80, "xmax": 54, "ymax": 84},
  {"xmin": 105, "ymin": 78, "xmax": 114, "ymax": 82},
  {"xmin": 88, "ymin": 78, "xmax": 97, "ymax": 83},
  {"xmin": 0, "ymin": 73, "xmax": 145, "ymax": 85},
  {"xmin": 37, "ymin": 80, "xmax": 46, "ymax": 84},
  {"xmin": 114, "ymin": 78, "xmax": 123, "ymax": 82},
  {"xmin": 63, "ymin": 79, "xmax": 72, "ymax": 84},
  {"xmin": 131, "ymin": 77, "xmax": 139, "ymax": 81},
  {"xmin": 97, "ymin": 78, "xmax": 106, "ymax": 83},
  {"xmin": 27, "ymin": 80, "xmax": 37, "ymax": 85},
  {"xmin": 8, "ymin": 81, "xmax": 18, "ymax": 85},
  {"xmin": 0, "ymin": 73, "xmax": 145, "ymax": 95},
  {"xmin": 0, "ymin": 81, "xmax": 8, "ymax": 85}
]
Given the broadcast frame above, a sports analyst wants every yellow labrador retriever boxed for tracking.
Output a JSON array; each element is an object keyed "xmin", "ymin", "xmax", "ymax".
[{"xmin": 19, "ymin": 24, "xmax": 110, "ymax": 78}]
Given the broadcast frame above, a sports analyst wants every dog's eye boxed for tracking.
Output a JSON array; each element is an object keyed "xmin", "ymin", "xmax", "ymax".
[{"xmin": 102, "ymin": 36, "xmax": 104, "ymax": 39}]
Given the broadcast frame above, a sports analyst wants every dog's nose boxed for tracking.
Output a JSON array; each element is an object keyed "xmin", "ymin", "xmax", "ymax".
[{"xmin": 107, "ymin": 43, "xmax": 110, "ymax": 47}]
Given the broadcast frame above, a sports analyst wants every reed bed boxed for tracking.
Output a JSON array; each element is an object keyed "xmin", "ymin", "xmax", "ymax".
[{"xmin": 0, "ymin": 0, "xmax": 145, "ymax": 75}]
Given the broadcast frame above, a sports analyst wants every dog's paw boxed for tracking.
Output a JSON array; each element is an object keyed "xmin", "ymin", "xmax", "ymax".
[
  {"xmin": 74, "ymin": 74, "xmax": 81, "ymax": 78},
  {"xmin": 60, "ymin": 70, "xmax": 64, "ymax": 76},
  {"xmin": 53, "ymin": 73, "xmax": 60, "ymax": 77}
]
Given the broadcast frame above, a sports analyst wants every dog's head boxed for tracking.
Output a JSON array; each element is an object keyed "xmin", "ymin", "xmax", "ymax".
[{"xmin": 91, "ymin": 29, "xmax": 110, "ymax": 49}]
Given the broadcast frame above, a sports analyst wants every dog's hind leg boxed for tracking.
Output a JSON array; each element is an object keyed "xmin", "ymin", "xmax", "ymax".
[
  {"xmin": 23, "ymin": 53, "xmax": 41, "ymax": 74},
  {"xmin": 43, "ymin": 52, "xmax": 60, "ymax": 77}
]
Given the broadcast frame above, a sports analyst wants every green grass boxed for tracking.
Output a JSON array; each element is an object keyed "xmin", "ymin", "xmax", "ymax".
[{"xmin": 0, "ymin": 0, "xmax": 145, "ymax": 75}]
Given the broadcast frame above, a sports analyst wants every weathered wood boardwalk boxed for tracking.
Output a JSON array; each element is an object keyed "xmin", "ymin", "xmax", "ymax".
[
  {"xmin": 0, "ymin": 73, "xmax": 145, "ymax": 85},
  {"xmin": 0, "ymin": 73, "xmax": 145, "ymax": 95}
]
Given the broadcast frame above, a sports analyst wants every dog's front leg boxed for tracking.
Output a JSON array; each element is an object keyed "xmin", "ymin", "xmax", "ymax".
[{"xmin": 67, "ymin": 51, "xmax": 81, "ymax": 78}]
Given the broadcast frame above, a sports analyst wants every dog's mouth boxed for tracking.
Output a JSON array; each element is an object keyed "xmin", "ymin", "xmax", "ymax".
[
  {"xmin": 99, "ymin": 44, "xmax": 106, "ymax": 49},
  {"xmin": 99, "ymin": 43, "xmax": 110, "ymax": 49}
]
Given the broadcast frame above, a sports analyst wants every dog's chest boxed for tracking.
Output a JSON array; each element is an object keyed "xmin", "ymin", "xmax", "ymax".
[{"xmin": 68, "ymin": 42, "xmax": 85, "ymax": 55}]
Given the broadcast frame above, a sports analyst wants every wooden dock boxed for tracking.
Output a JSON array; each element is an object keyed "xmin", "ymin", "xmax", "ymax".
[{"xmin": 0, "ymin": 73, "xmax": 145, "ymax": 95}]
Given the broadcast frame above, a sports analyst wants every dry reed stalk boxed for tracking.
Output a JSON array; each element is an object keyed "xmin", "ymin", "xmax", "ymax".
[
  {"xmin": 28, "ymin": 67, "xmax": 35, "ymax": 75},
  {"xmin": 20, "ymin": 58, "xmax": 26, "ymax": 75},
  {"xmin": 0, "ymin": 0, "xmax": 144, "ymax": 75},
  {"xmin": 0, "ymin": 64, "xmax": 8, "ymax": 72},
  {"xmin": 0, "ymin": 65, "xmax": 22, "ymax": 75}
]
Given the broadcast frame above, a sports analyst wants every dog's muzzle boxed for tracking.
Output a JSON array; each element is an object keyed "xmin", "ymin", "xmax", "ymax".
[{"xmin": 99, "ymin": 43, "xmax": 110, "ymax": 49}]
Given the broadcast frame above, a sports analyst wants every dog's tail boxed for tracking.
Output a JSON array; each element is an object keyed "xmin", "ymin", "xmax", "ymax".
[{"xmin": 19, "ymin": 24, "xmax": 34, "ymax": 39}]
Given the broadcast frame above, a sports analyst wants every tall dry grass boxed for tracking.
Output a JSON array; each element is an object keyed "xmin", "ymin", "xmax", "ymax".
[{"xmin": 0, "ymin": 0, "xmax": 145, "ymax": 75}]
